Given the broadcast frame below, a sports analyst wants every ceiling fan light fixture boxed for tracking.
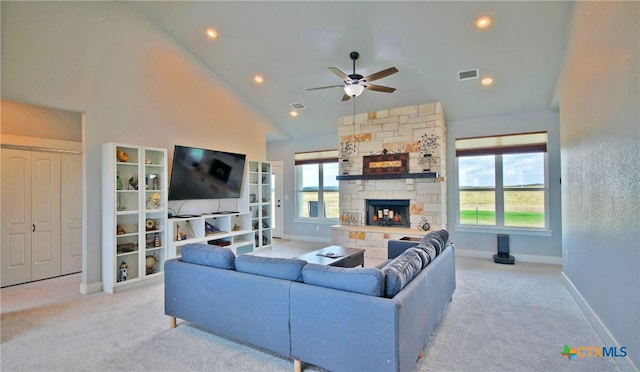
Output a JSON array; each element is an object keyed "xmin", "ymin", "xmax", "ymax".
[{"xmin": 344, "ymin": 84, "xmax": 365, "ymax": 97}]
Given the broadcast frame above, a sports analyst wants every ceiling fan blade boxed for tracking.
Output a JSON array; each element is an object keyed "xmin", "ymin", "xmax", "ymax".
[
  {"xmin": 329, "ymin": 67, "xmax": 349, "ymax": 81},
  {"xmin": 365, "ymin": 84, "xmax": 396, "ymax": 93},
  {"xmin": 341, "ymin": 93, "xmax": 351, "ymax": 101},
  {"xmin": 306, "ymin": 84, "xmax": 343, "ymax": 91},
  {"xmin": 363, "ymin": 67, "xmax": 398, "ymax": 83}
]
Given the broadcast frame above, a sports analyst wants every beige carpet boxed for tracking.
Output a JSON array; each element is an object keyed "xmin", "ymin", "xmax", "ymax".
[{"xmin": 0, "ymin": 245, "xmax": 622, "ymax": 371}]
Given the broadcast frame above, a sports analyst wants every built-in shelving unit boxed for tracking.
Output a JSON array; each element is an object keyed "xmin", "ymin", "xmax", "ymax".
[
  {"xmin": 102, "ymin": 143, "xmax": 168, "ymax": 294},
  {"xmin": 168, "ymin": 212, "xmax": 254, "ymax": 257},
  {"xmin": 248, "ymin": 161, "xmax": 272, "ymax": 251}
]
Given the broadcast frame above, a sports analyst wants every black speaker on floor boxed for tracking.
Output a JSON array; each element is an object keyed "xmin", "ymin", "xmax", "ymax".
[{"xmin": 494, "ymin": 234, "xmax": 515, "ymax": 264}]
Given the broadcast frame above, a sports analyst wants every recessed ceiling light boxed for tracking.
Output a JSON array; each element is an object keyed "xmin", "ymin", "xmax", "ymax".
[
  {"xmin": 481, "ymin": 76, "xmax": 494, "ymax": 86},
  {"xmin": 289, "ymin": 110, "xmax": 299, "ymax": 118},
  {"xmin": 205, "ymin": 28, "xmax": 218, "ymax": 39},
  {"xmin": 476, "ymin": 16, "xmax": 492, "ymax": 29},
  {"xmin": 253, "ymin": 75, "xmax": 264, "ymax": 84}
]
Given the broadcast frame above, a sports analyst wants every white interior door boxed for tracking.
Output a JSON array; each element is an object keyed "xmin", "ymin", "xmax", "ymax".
[
  {"xmin": 61, "ymin": 153, "xmax": 82, "ymax": 274},
  {"xmin": 31, "ymin": 151, "xmax": 61, "ymax": 281},
  {"xmin": 1, "ymin": 149, "xmax": 33, "ymax": 286},
  {"xmin": 271, "ymin": 161, "xmax": 284, "ymax": 238}
]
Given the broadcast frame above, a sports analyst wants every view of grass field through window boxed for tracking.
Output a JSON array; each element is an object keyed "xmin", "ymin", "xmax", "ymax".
[
  {"xmin": 459, "ymin": 188, "xmax": 544, "ymax": 227},
  {"xmin": 458, "ymin": 152, "xmax": 545, "ymax": 228}
]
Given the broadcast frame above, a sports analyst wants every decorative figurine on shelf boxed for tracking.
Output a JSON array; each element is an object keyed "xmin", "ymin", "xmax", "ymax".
[
  {"xmin": 116, "ymin": 150, "xmax": 129, "ymax": 162},
  {"xmin": 128, "ymin": 176, "xmax": 138, "ymax": 190},
  {"xmin": 418, "ymin": 217, "xmax": 431, "ymax": 232},
  {"xmin": 146, "ymin": 193, "xmax": 160, "ymax": 209},
  {"xmin": 118, "ymin": 261, "xmax": 128, "ymax": 282},
  {"xmin": 145, "ymin": 254, "xmax": 157, "ymax": 275},
  {"xmin": 117, "ymin": 225, "xmax": 126, "ymax": 235},
  {"xmin": 154, "ymin": 233, "xmax": 161, "ymax": 247},
  {"xmin": 145, "ymin": 218, "xmax": 156, "ymax": 231},
  {"xmin": 339, "ymin": 140, "xmax": 356, "ymax": 175},
  {"xmin": 232, "ymin": 223, "xmax": 240, "ymax": 231},
  {"xmin": 418, "ymin": 133, "xmax": 440, "ymax": 172},
  {"xmin": 116, "ymin": 172, "xmax": 124, "ymax": 190}
]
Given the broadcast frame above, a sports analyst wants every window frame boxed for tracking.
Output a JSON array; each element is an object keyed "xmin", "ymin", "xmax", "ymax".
[
  {"xmin": 455, "ymin": 133, "xmax": 551, "ymax": 235},
  {"xmin": 294, "ymin": 150, "xmax": 339, "ymax": 222}
]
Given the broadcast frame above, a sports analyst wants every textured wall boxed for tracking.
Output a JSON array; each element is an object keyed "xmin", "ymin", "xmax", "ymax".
[{"xmin": 558, "ymin": 2, "xmax": 639, "ymax": 369}]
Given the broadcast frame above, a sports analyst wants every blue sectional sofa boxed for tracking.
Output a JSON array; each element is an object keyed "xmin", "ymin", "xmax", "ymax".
[{"xmin": 164, "ymin": 230, "xmax": 455, "ymax": 372}]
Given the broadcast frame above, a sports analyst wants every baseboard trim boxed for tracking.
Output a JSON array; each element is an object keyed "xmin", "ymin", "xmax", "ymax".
[
  {"xmin": 80, "ymin": 281, "xmax": 103, "ymax": 295},
  {"xmin": 455, "ymin": 248, "xmax": 562, "ymax": 265},
  {"xmin": 561, "ymin": 272, "xmax": 638, "ymax": 372},
  {"xmin": 280, "ymin": 234, "xmax": 332, "ymax": 244}
]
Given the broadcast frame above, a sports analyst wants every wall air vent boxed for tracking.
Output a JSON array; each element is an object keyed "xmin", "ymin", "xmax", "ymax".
[
  {"xmin": 458, "ymin": 69, "xmax": 479, "ymax": 81},
  {"xmin": 290, "ymin": 102, "xmax": 305, "ymax": 110}
]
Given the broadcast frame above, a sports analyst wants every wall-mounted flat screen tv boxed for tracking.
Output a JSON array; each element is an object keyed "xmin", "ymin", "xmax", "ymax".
[{"xmin": 168, "ymin": 145, "xmax": 246, "ymax": 200}]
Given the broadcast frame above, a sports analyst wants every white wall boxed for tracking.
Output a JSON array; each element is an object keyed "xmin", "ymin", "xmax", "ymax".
[
  {"xmin": 1, "ymin": 99, "xmax": 82, "ymax": 141},
  {"xmin": 558, "ymin": 2, "xmax": 639, "ymax": 369},
  {"xmin": 267, "ymin": 133, "xmax": 337, "ymax": 241},
  {"xmin": 2, "ymin": 2, "xmax": 273, "ymax": 291},
  {"xmin": 446, "ymin": 110, "xmax": 563, "ymax": 261}
]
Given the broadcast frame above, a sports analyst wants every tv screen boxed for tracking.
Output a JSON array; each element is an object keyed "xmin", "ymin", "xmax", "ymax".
[{"xmin": 168, "ymin": 145, "xmax": 246, "ymax": 200}]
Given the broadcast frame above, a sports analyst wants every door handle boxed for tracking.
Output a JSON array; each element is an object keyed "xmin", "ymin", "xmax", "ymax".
[{"xmin": 32, "ymin": 224, "xmax": 36, "ymax": 232}]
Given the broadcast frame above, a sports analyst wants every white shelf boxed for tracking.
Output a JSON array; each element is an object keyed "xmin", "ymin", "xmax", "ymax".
[
  {"xmin": 248, "ymin": 160, "xmax": 273, "ymax": 250},
  {"xmin": 168, "ymin": 212, "xmax": 254, "ymax": 257},
  {"xmin": 102, "ymin": 143, "xmax": 168, "ymax": 294}
]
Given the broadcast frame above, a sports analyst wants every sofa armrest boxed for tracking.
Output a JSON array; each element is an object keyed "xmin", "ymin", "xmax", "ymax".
[{"xmin": 387, "ymin": 240, "xmax": 419, "ymax": 259}]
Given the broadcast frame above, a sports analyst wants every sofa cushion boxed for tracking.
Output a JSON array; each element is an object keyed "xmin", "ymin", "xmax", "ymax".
[
  {"xmin": 180, "ymin": 243, "xmax": 235, "ymax": 270},
  {"xmin": 302, "ymin": 264, "xmax": 385, "ymax": 297},
  {"xmin": 235, "ymin": 255, "xmax": 306, "ymax": 282},
  {"xmin": 381, "ymin": 248, "xmax": 423, "ymax": 298},
  {"xmin": 417, "ymin": 230, "xmax": 449, "ymax": 256},
  {"xmin": 410, "ymin": 247, "xmax": 430, "ymax": 268}
]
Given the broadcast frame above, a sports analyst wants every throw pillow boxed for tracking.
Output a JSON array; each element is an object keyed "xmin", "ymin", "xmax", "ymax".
[
  {"xmin": 235, "ymin": 255, "xmax": 307, "ymax": 282},
  {"xmin": 180, "ymin": 243, "xmax": 236, "ymax": 270},
  {"xmin": 302, "ymin": 264, "xmax": 385, "ymax": 297},
  {"xmin": 381, "ymin": 248, "xmax": 423, "ymax": 298}
]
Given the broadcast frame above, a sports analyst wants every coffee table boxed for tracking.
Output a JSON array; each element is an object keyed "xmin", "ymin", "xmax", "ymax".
[{"xmin": 296, "ymin": 246, "xmax": 365, "ymax": 268}]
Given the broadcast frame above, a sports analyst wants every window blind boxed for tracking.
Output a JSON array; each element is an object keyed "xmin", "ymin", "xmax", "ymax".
[{"xmin": 456, "ymin": 132, "xmax": 547, "ymax": 157}]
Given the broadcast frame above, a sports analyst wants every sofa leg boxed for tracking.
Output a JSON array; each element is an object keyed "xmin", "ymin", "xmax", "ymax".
[
  {"xmin": 418, "ymin": 351, "xmax": 424, "ymax": 359},
  {"xmin": 450, "ymin": 295, "xmax": 453, "ymax": 302},
  {"xmin": 293, "ymin": 359, "xmax": 302, "ymax": 372},
  {"xmin": 170, "ymin": 316, "xmax": 177, "ymax": 329}
]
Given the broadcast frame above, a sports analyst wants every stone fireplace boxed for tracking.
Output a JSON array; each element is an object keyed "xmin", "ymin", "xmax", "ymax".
[
  {"xmin": 331, "ymin": 101, "xmax": 447, "ymax": 259},
  {"xmin": 365, "ymin": 199, "xmax": 410, "ymax": 228}
]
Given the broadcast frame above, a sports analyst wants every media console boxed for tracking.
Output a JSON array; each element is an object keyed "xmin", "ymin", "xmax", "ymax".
[{"xmin": 168, "ymin": 212, "xmax": 256, "ymax": 258}]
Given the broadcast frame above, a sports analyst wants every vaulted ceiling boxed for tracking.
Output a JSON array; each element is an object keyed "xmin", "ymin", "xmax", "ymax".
[{"xmin": 128, "ymin": 1, "xmax": 574, "ymax": 142}]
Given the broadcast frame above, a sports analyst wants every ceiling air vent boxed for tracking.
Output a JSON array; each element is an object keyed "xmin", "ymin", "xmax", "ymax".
[
  {"xmin": 458, "ymin": 69, "xmax": 479, "ymax": 81},
  {"xmin": 290, "ymin": 102, "xmax": 305, "ymax": 110}
]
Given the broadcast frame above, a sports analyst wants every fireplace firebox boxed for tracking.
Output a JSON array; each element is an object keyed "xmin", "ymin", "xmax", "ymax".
[{"xmin": 365, "ymin": 199, "xmax": 410, "ymax": 228}]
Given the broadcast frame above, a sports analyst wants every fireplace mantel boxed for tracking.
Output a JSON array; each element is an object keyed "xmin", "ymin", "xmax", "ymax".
[{"xmin": 336, "ymin": 172, "xmax": 437, "ymax": 181}]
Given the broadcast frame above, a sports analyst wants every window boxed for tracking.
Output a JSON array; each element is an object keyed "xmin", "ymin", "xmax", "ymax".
[
  {"xmin": 456, "ymin": 132, "xmax": 548, "ymax": 229},
  {"xmin": 295, "ymin": 150, "xmax": 339, "ymax": 219}
]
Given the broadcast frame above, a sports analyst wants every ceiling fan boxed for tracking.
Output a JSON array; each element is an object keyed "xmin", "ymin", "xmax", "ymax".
[{"xmin": 307, "ymin": 51, "xmax": 398, "ymax": 101}]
